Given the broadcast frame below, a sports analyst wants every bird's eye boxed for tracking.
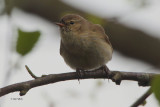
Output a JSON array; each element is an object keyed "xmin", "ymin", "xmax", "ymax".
[
  {"xmin": 70, "ymin": 21, "xmax": 74, "ymax": 25},
  {"xmin": 60, "ymin": 19, "xmax": 66, "ymax": 25}
]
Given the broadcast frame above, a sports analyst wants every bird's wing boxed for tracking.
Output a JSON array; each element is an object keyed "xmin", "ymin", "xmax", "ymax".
[
  {"xmin": 60, "ymin": 40, "xmax": 64, "ymax": 55},
  {"xmin": 92, "ymin": 24, "xmax": 113, "ymax": 49}
]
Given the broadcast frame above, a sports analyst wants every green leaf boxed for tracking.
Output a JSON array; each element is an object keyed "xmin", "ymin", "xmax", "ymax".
[
  {"xmin": 140, "ymin": 100, "xmax": 146, "ymax": 106},
  {"xmin": 86, "ymin": 14, "xmax": 104, "ymax": 25},
  {"xmin": 16, "ymin": 29, "xmax": 41, "ymax": 56},
  {"xmin": 151, "ymin": 75, "xmax": 160, "ymax": 105}
]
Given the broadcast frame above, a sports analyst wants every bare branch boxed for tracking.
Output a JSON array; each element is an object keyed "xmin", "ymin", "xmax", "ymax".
[
  {"xmin": 0, "ymin": 68, "xmax": 159, "ymax": 97},
  {"xmin": 131, "ymin": 88, "xmax": 152, "ymax": 107}
]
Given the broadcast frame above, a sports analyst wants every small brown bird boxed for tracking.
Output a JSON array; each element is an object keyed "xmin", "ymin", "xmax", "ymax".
[{"xmin": 56, "ymin": 14, "xmax": 113, "ymax": 77}]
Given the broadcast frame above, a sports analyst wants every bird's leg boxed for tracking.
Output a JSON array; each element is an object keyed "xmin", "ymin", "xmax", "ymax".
[
  {"xmin": 99, "ymin": 65, "xmax": 110, "ymax": 79},
  {"xmin": 76, "ymin": 68, "xmax": 84, "ymax": 84}
]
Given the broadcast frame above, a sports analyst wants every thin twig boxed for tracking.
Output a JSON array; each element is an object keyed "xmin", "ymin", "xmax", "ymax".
[
  {"xmin": 25, "ymin": 65, "xmax": 38, "ymax": 79},
  {"xmin": 131, "ymin": 88, "xmax": 152, "ymax": 107}
]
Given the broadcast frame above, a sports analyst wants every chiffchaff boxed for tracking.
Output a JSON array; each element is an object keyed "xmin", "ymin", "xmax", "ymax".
[{"xmin": 56, "ymin": 14, "xmax": 113, "ymax": 76}]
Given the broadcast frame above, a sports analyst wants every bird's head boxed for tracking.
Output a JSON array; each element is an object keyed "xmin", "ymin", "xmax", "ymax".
[{"xmin": 56, "ymin": 14, "xmax": 87, "ymax": 35}]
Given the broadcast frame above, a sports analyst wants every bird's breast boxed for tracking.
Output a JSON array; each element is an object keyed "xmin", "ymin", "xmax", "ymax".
[
  {"xmin": 61, "ymin": 34, "xmax": 88, "ymax": 54},
  {"xmin": 60, "ymin": 33, "xmax": 112, "ymax": 70}
]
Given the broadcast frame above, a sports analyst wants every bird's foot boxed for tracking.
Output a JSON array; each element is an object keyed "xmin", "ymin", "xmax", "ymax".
[
  {"xmin": 76, "ymin": 68, "xmax": 85, "ymax": 84},
  {"xmin": 99, "ymin": 65, "xmax": 110, "ymax": 79}
]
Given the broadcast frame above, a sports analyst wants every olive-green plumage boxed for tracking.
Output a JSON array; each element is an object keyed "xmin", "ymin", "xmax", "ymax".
[{"xmin": 57, "ymin": 14, "xmax": 113, "ymax": 70}]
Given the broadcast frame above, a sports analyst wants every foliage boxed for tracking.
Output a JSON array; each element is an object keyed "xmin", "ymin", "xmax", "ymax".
[
  {"xmin": 86, "ymin": 14, "xmax": 104, "ymax": 25},
  {"xmin": 16, "ymin": 29, "xmax": 41, "ymax": 56},
  {"xmin": 151, "ymin": 75, "xmax": 160, "ymax": 105}
]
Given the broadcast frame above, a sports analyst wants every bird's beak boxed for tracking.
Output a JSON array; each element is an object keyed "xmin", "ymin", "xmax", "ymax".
[{"xmin": 56, "ymin": 23, "xmax": 65, "ymax": 27}]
